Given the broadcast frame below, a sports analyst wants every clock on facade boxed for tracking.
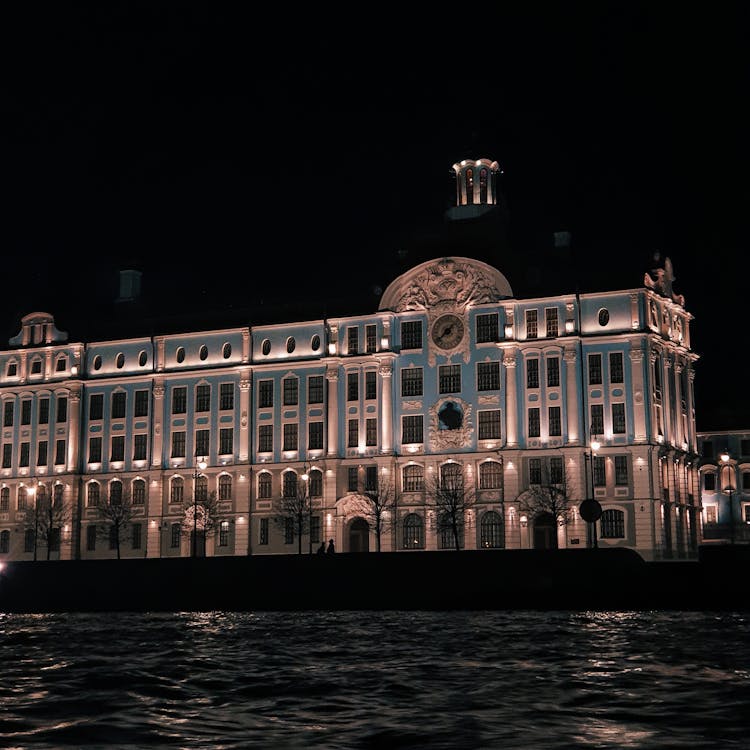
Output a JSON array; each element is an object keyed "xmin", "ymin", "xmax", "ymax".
[{"xmin": 431, "ymin": 313, "xmax": 465, "ymax": 350}]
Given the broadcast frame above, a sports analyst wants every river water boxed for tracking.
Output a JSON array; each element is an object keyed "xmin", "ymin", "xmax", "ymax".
[{"xmin": 0, "ymin": 610, "xmax": 748, "ymax": 749}]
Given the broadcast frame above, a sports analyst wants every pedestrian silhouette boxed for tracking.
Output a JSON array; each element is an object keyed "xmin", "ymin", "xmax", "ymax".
[
  {"xmin": 316, "ymin": 541, "xmax": 326, "ymax": 555},
  {"xmin": 326, "ymin": 539, "xmax": 335, "ymax": 554}
]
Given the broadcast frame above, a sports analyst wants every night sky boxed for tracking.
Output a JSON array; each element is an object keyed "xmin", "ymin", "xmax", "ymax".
[{"xmin": 1, "ymin": 4, "xmax": 746, "ymax": 431}]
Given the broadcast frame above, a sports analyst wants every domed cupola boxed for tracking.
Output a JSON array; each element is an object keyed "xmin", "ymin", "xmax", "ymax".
[{"xmin": 446, "ymin": 158, "xmax": 502, "ymax": 221}]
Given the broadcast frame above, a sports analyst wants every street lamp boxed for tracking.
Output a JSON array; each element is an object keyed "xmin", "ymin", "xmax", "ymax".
[
  {"xmin": 28, "ymin": 484, "xmax": 37, "ymax": 561},
  {"xmin": 300, "ymin": 463, "xmax": 312, "ymax": 554},
  {"xmin": 580, "ymin": 435, "xmax": 602, "ymax": 549},
  {"xmin": 718, "ymin": 451, "xmax": 736, "ymax": 545},
  {"xmin": 193, "ymin": 455, "xmax": 207, "ymax": 557}
]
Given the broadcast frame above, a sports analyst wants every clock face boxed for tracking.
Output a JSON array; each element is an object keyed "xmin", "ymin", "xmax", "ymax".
[{"xmin": 431, "ymin": 313, "xmax": 465, "ymax": 350}]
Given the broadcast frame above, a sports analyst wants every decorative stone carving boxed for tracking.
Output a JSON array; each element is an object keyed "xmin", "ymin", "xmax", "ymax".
[{"xmin": 429, "ymin": 397, "xmax": 473, "ymax": 450}]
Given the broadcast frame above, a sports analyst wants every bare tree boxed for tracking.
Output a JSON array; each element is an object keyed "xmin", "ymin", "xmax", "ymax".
[
  {"xmin": 182, "ymin": 489, "xmax": 228, "ymax": 557},
  {"xmin": 360, "ymin": 472, "xmax": 399, "ymax": 552},
  {"xmin": 272, "ymin": 472, "xmax": 312, "ymax": 555},
  {"xmin": 24, "ymin": 486, "xmax": 71, "ymax": 561},
  {"xmin": 516, "ymin": 456, "xmax": 577, "ymax": 527},
  {"xmin": 425, "ymin": 462, "xmax": 477, "ymax": 551},
  {"xmin": 97, "ymin": 490, "xmax": 137, "ymax": 559}
]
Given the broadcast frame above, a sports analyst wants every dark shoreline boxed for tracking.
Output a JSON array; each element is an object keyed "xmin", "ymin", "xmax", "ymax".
[{"xmin": 1, "ymin": 546, "xmax": 748, "ymax": 613}]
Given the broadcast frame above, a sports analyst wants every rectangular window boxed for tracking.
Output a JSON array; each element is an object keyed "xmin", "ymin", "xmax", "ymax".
[
  {"xmin": 219, "ymin": 521, "xmax": 229, "ymax": 547},
  {"xmin": 478, "ymin": 410, "xmax": 501, "ymax": 440},
  {"xmin": 545, "ymin": 307, "xmax": 559, "ymax": 337},
  {"xmin": 308, "ymin": 421, "xmax": 324, "ymax": 450},
  {"xmin": 347, "ymin": 419, "xmax": 359, "ymax": 448},
  {"xmin": 365, "ymin": 324, "xmax": 377, "ymax": 353},
  {"xmin": 439, "ymin": 365, "xmax": 461, "ymax": 394},
  {"xmin": 56, "ymin": 397, "xmax": 68, "ymax": 423},
  {"xmin": 365, "ymin": 465, "xmax": 378, "ymax": 493},
  {"xmin": 548, "ymin": 406, "xmax": 562, "ymax": 436},
  {"xmin": 347, "ymin": 372, "xmax": 359, "ymax": 401},
  {"xmin": 365, "ymin": 371, "xmax": 377, "ymax": 400},
  {"xmin": 3, "ymin": 401, "xmax": 13, "ymax": 427},
  {"xmin": 401, "ymin": 320, "xmax": 422, "ymax": 350},
  {"xmin": 171, "ymin": 524, "xmax": 181, "ymax": 548},
  {"xmin": 132, "ymin": 523, "xmax": 142, "ymax": 550},
  {"xmin": 89, "ymin": 394, "xmax": 104, "ymax": 420},
  {"xmin": 195, "ymin": 429, "xmax": 210, "ymax": 457},
  {"xmin": 171, "ymin": 431, "xmax": 186, "ymax": 458},
  {"xmin": 219, "ymin": 428, "xmax": 233, "ymax": 455},
  {"xmin": 1, "ymin": 444, "xmax": 11, "ymax": 469},
  {"xmin": 347, "ymin": 326, "xmax": 359, "ymax": 355},
  {"xmin": 547, "ymin": 357, "xmax": 560, "ymax": 387},
  {"xmin": 220, "ymin": 383, "xmax": 234, "ymax": 411},
  {"xmin": 258, "ymin": 425, "xmax": 273, "ymax": 453},
  {"xmin": 38, "ymin": 398, "xmax": 50, "ymax": 425},
  {"xmin": 550, "ymin": 456, "xmax": 563, "ymax": 483},
  {"xmin": 55, "ymin": 440, "xmax": 66, "ymax": 465},
  {"xmin": 87, "ymin": 525, "xmax": 97, "ymax": 551},
  {"xmin": 401, "ymin": 368, "xmax": 423, "ymax": 397},
  {"xmin": 258, "ymin": 380, "xmax": 274, "ymax": 408},
  {"xmin": 366, "ymin": 418, "xmax": 377, "ymax": 446},
  {"xmin": 594, "ymin": 456, "xmax": 606, "ymax": 486},
  {"xmin": 525, "ymin": 309, "xmax": 538, "ymax": 339},
  {"xmin": 21, "ymin": 400, "xmax": 32, "ymax": 425},
  {"xmin": 526, "ymin": 359, "xmax": 539, "ymax": 389},
  {"xmin": 477, "ymin": 361, "xmax": 500, "ymax": 391},
  {"xmin": 172, "ymin": 386, "xmax": 187, "ymax": 415},
  {"xmin": 283, "ymin": 377, "xmax": 298, "ymax": 406},
  {"xmin": 37, "ymin": 440, "xmax": 48, "ymax": 466},
  {"xmin": 612, "ymin": 403, "xmax": 626, "ymax": 434},
  {"xmin": 402, "ymin": 415, "xmax": 423, "ymax": 444},
  {"xmin": 133, "ymin": 481, "xmax": 145, "ymax": 505},
  {"xmin": 529, "ymin": 458, "xmax": 542, "ymax": 484},
  {"xmin": 134, "ymin": 434, "xmax": 147, "ymax": 461},
  {"xmin": 111, "ymin": 435, "xmax": 125, "ymax": 462},
  {"xmin": 196, "ymin": 384, "xmax": 211, "ymax": 412},
  {"xmin": 24, "ymin": 529, "xmax": 35, "ymax": 553},
  {"xmin": 310, "ymin": 515, "xmax": 321, "ymax": 544},
  {"xmin": 705, "ymin": 506, "xmax": 717, "ymax": 524},
  {"xmin": 588, "ymin": 354, "xmax": 603, "ymax": 385},
  {"xmin": 283, "ymin": 423, "xmax": 298, "ymax": 451},
  {"xmin": 476, "ymin": 313, "xmax": 499, "ymax": 343},
  {"xmin": 591, "ymin": 404, "xmax": 604, "ymax": 436},
  {"xmin": 20, "ymin": 442, "xmax": 30, "ymax": 467},
  {"xmin": 134, "ymin": 390, "xmax": 149, "ymax": 417},
  {"xmin": 259, "ymin": 517, "xmax": 269, "ymax": 545},
  {"xmin": 348, "ymin": 467, "xmax": 359, "ymax": 492},
  {"xmin": 112, "ymin": 392, "xmax": 126, "ymax": 419},
  {"xmin": 308, "ymin": 376, "xmax": 324, "ymax": 404},
  {"xmin": 528, "ymin": 408, "xmax": 540, "ymax": 438},
  {"xmin": 609, "ymin": 352, "xmax": 624, "ymax": 384},
  {"xmin": 615, "ymin": 455, "xmax": 629, "ymax": 485},
  {"xmin": 284, "ymin": 517, "xmax": 294, "ymax": 545}
]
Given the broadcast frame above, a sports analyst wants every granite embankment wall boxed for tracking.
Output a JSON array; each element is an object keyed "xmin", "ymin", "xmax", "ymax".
[{"xmin": 1, "ymin": 547, "xmax": 748, "ymax": 612}]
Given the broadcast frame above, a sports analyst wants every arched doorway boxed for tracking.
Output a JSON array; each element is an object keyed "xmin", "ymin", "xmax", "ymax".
[
  {"xmin": 349, "ymin": 518, "xmax": 370, "ymax": 553},
  {"xmin": 533, "ymin": 512, "xmax": 558, "ymax": 550}
]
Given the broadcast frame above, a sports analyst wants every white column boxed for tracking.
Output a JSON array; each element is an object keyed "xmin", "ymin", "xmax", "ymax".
[
  {"xmin": 673, "ymin": 361, "xmax": 684, "ymax": 448},
  {"xmin": 326, "ymin": 367, "xmax": 339, "ymax": 457},
  {"xmin": 564, "ymin": 346, "xmax": 579, "ymax": 444},
  {"xmin": 630, "ymin": 346, "xmax": 647, "ymax": 443},
  {"xmin": 239, "ymin": 371, "xmax": 251, "ymax": 462},
  {"xmin": 379, "ymin": 360, "xmax": 392, "ymax": 454},
  {"xmin": 152, "ymin": 381, "xmax": 165, "ymax": 467},
  {"xmin": 502, "ymin": 347, "xmax": 518, "ymax": 447}
]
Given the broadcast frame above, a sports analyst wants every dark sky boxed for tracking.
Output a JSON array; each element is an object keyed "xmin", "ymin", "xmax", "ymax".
[{"xmin": 1, "ymin": 4, "xmax": 747, "ymax": 431}]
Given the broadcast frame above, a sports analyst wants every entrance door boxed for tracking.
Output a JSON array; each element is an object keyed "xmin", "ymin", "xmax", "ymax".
[
  {"xmin": 533, "ymin": 513, "xmax": 558, "ymax": 549},
  {"xmin": 349, "ymin": 518, "xmax": 370, "ymax": 553}
]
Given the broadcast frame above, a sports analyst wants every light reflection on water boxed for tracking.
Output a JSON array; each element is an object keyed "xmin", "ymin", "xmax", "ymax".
[{"xmin": 0, "ymin": 610, "xmax": 749, "ymax": 749}]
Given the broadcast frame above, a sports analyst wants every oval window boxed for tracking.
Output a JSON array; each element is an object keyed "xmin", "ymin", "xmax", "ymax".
[
  {"xmin": 311, "ymin": 335, "xmax": 320, "ymax": 351},
  {"xmin": 176, "ymin": 347, "xmax": 185, "ymax": 363},
  {"xmin": 199, "ymin": 345, "xmax": 208, "ymax": 361},
  {"xmin": 138, "ymin": 351, "xmax": 147, "ymax": 367},
  {"xmin": 286, "ymin": 337, "xmax": 296, "ymax": 354},
  {"xmin": 222, "ymin": 342, "xmax": 232, "ymax": 359},
  {"xmin": 116, "ymin": 353, "xmax": 125, "ymax": 369},
  {"xmin": 598, "ymin": 309, "xmax": 610, "ymax": 327},
  {"xmin": 93, "ymin": 355, "xmax": 102, "ymax": 371},
  {"xmin": 261, "ymin": 339, "xmax": 271, "ymax": 356}
]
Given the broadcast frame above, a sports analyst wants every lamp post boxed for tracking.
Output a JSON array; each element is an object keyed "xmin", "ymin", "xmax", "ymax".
[
  {"xmin": 300, "ymin": 463, "xmax": 312, "ymax": 554},
  {"xmin": 719, "ymin": 451, "xmax": 736, "ymax": 545},
  {"xmin": 193, "ymin": 455, "xmax": 207, "ymax": 557},
  {"xmin": 580, "ymin": 436, "xmax": 602, "ymax": 549},
  {"xmin": 29, "ymin": 484, "xmax": 37, "ymax": 561}
]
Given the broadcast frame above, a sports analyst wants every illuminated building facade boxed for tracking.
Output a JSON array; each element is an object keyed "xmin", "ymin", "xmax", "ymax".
[{"xmin": 0, "ymin": 159, "xmax": 702, "ymax": 562}]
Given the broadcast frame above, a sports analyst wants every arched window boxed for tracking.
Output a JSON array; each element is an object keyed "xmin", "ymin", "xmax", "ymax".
[
  {"xmin": 196, "ymin": 475, "xmax": 208, "ymax": 502},
  {"xmin": 171, "ymin": 476, "xmax": 184, "ymax": 503},
  {"xmin": 219, "ymin": 474, "xmax": 232, "ymax": 501},
  {"xmin": 479, "ymin": 167, "xmax": 488, "ymax": 203},
  {"xmin": 0, "ymin": 529, "xmax": 10, "ymax": 553},
  {"xmin": 219, "ymin": 521, "xmax": 230, "ymax": 547},
  {"xmin": 440, "ymin": 463, "xmax": 463, "ymax": 490},
  {"xmin": 480, "ymin": 511, "xmax": 504, "ymax": 548},
  {"xmin": 308, "ymin": 469, "xmax": 323, "ymax": 497},
  {"xmin": 110, "ymin": 480, "xmax": 123, "ymax": 505},
  {"xmin": 479, "ymin": 461, "xmax": 502, "ymax": 489},
  {"xmin": 170, "ymin": 523, "xmax": 181, "ymax": 548},
  {"xmin": 403, "ymin": 465, "xmax": 424, "ymax": 492},
  {"xmin": 87, "ymin": 482, "xmax": 100, "ymax": 507},
  {"xmin": 0, "ymin": 487, "xmax": 9, "ymax": 511},
  {"xmin": 402, "ymin": 513, "xmax": 424, "ymax": 550},
  {"xmin": 18, "ymin": 486, "xmax": 28, "ymax": 510},
  {"xmin": 600, "ymin": 509, "xmax": 625, "ymax": 538},
  {"xmin": 283, "ymin": 471, "xmax": 298, "ymax": 498},
  {"xmin": 132, "ymin": 479, "xmax": 146, "ymax": 505},
  {"xmin": 258, "ymin": 472, "xmax": 272, "ymax": 499},
  {"xmin": 36, "ymin": 484, "xmax": 48, "ymax": 504},
  {"xmin": 438, "ymin": 511, "xmax": 464, "ymax": 550},
  {"xmin": 53, "ymin": 484, "xmax": 63, "ymax": 505},
  {"xmin": 466, "ymin": 168, "xmax": 474, "ymax": 204}
]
